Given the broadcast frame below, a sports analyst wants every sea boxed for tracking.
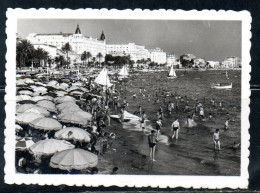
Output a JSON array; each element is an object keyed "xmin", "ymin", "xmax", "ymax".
[{"xmin": 98, "ymin": 69, "xmax": 241, "ymax": 176}]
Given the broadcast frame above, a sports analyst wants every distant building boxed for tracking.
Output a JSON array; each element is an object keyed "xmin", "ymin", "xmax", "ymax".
[
  {"xmin": 222, "ymin": 57, "xmax": 241, "ymax": 68},
  {"xmin": 106, "ymin": 43, "xmax": 149, "ymax": 62},
  {"xmin": 207, "ymin": 61, "xmax": 220, "ymax": 68},
  {"xmin": 26, "ymin": 25, "xmax": 106, "ymax": 62},
  {"xmin": 194, "ymin": 58, "xmax": 206, "ymax": 68},
  {"xmin": 149, "ymin": 48, "xmax": 167, "ymax": 64},
  {"xmin": 166, "ymin": 54, "xmax": 177, "ymax": 66}
]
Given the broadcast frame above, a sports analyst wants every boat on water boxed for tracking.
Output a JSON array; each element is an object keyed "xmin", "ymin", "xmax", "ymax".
[
  {"xmin": 167, "ymin": 65, "xmax": 177, "ymax": 79},
  {"xmin": 110, "ymin": 110, "xmax": 140, "ymax": 122},
  {"xmin": 118, "ymin": 65, "xmax": 129, "ymax": 80},
  {"xmin": 94, "ymin": 68, "xmax": 113, "ymax": 87},
  {"xmin": 211, "ymin": 83, "xmax": 232, "ymax": 89}
]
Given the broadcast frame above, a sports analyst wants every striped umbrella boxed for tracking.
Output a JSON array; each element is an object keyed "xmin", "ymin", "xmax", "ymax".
[
  {"xmin": 55, "ymin": 127, "xmax": 91, "ymax": 143},
  {"xmin": 37, "ymin": 100, "xmax": 56, "ymax": 112},
  {"xmin": 50, "ymin": 149, "xmax": 98, "ymax": 170},
  {"xmin": 29, "ymin": 139, "xmax": 75, "ymax": 156},
  {"xmin": 29, "ymin": 117, "xmax": 62, "ymax": 131},
  {"xmin": 16, "ymin": 112, "xmax": 44, "ymax": 124}
]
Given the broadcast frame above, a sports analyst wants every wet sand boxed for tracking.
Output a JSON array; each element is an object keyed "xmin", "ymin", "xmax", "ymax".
[{"xmin": 97, "ymin": 70, "xmax": 241, "ymax": 175}]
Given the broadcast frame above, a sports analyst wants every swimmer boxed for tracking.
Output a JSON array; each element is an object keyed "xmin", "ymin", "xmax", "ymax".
[
  {"xmin": 224, "ymin": 118, "xmax": 230, "ymax": 130},
  {"xmin": 213, "ymin": 129, "xmax": 221, "ymax": 150},
  {"xmin": 171, "ymin": 118, "xmax": 180, "ymax": 140},
  {"xmin": 148, "ymin": 130, "xmax": 157, "ymax": 161},
  {"xmin": 155, "ymin": 118, "xmax": 162, "ymax": 137}
]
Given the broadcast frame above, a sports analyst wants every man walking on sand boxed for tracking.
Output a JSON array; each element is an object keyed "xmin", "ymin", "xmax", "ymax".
[
  {"xmin": 171, "ymin": 118, "xmax": 180, "ymax": 139},
  {"xmin": 213, "ymin": 129, "xmax": 221, "ymax": 150},
  {"xmin": 148, "ymin": 130, "xmax": 157, "ymax": 161}
]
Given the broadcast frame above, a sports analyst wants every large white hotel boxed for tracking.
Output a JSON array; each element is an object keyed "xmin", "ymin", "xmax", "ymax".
[{"xmin": 26, "ymin": 25, "xmax": 168, "ymax": 64}]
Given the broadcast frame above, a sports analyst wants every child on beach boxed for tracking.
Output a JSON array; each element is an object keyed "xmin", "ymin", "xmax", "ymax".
[
  {"xmin": 213, "ymin": 129, "xmax": 221, "ymax": 150},
  {"xmin": 148, "ymin": 130, "xmax": 157, "ymax": 161}
]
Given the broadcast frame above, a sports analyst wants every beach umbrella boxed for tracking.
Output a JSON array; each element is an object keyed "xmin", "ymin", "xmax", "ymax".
[
  {"xmin": 55, "ymin": 91, "xmax": 68, "ymax": 97},
  {"xmin": 16, "ymin": 137, "xmax": 35, "ymax": 150},
  {"xmin": 50, "ymin": 148, "xmax": 98, "ymax": 170},
  {"xmin": 32, "ymin": 91, "xmax": 48, "ymax": 96},
  {"xmin": 23, "ymin": 78, "xmax": 34, "ymax": 84},
  {"xmin": 16, "ymin": 79, "xmax": 25, "ymax": 86},
  {"xmin": 59, "ymin": 83, "xmax": 69, "ymax": 90},
  {"xmin": 55, "ymin": 96, "xmax": 76, "ymax": 104},
  {"xmin": 18, "ymin": 90, "xmax": 33, "ymax": 96},
  {"xmin": 55, "ymin": 127, "xmax": 91, "ymax": 143},
  {"xmin": 69, "ymin": 90, "xmax": 83, "ymax": 96},
  {"xmin": 31, "ymin": 95, "xmax": 52, "ymax": 102},
  {"xmin": 15, "ymin": 124, "xmax": 23, "ymax": 131},
  {"xmin": 37, "ymin": 100, "xmax": 56, "ymax": 112},
  {"xmin": 47, "ymin": 80, "xmax": 58, "ymax": 87},
  {"xmin": 16, "ymin": 104, "xmax": 36, "ymax": 113},
  {"xmin": 32, "ymin": 86, "xmax": 47, "ymax": 93},
  {"xmin": 72, "ymin": 81, "xmax": 83, "ymax": 86},
  {"xmin": 16, "ymin": 112, "xmax": 44, "ymax": 124},
  {"xmin": 16, "ymin": 95, "xmax": 31, "ymax": 102},
  {"xmin": 59, "ymin": 105, "xmax": 81, "ymax": 113},
  {"xmin": 24, "ymin": 106, "xmax": 50, "ymax": 116},
  {"xmin": 34, "ymin": 81, "xmax": 46, "ymax": 86},
  {"xmin": 74, "ymin": 111, "xmax": 92, "ymax": 121},
  {"xmin": 29, "ymin": 139, "xmax": 75, "ymax": 156},
  {"xmin": 67, "ymin": 85, "xmax": 80, "ymax": 92},
  {"xmin": 56, "ymin": 101, "xmax": 77, "ymax": 109},
  {"xmin": 58, "ymin": 113, "xmax": 88, "ymax": 125},
  {"xmin": 29, "ymin": 117, "xmax": 62, "ymax": 131}
]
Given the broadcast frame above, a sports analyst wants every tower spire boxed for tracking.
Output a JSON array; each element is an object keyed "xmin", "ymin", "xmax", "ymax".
[
  {"xmin": 100, "ymin": 30, "xmax": 105, "ymax": 41},
  {"xmin": 75, "ymin": 24, "xmax": 81, "ymax": 34}
]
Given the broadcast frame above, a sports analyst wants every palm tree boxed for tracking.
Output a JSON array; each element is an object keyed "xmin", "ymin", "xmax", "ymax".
[
  {"xmin": 62, "ymin": 42, "xmax": 72, "ymax": 67},
  {"xmin": 96, "ymin": 52, "xmax": 103, "ymax": 67},
  {"xmin": 55, "ymin": 55, "xmax": 65, "ymax": 69},
  {"xmin": 86, "ymin": 52, "xmax": 92, "ymax": 67},
  {"xmin": 16, "ymin": 39, "xmax": 35, "ymax": 69},
  {"xmin": 81, "ymin": 51, "xmax": 87, "ymax": 67}
]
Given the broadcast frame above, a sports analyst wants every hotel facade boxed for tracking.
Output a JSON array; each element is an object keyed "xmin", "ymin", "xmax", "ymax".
[{"xmin": 26, "ymin": 25, "xmax": 167, "ymax": 64}]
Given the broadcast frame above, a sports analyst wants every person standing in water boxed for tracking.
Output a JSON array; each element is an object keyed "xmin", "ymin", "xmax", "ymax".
[
  {"xmin": 148, "ymin": 130, "xmax": 157, "ymax": 161},
  {"xmin": 224, "ymin": 118, "xmax": 230, "ymax": 130},
  {"xmin": 140, "ymin": 111, "xmax": 147, "ymax": 132},
  {"xmin": 155, "ymin": 118, "xmax": 162, "ymax": 137},
  {"xmin": 171, "ymin": 118, "xmax": 180, "ymax": 139},
  {"xmin": 213, "ymin": 129, "xmax": 221, "ymax": 150}
]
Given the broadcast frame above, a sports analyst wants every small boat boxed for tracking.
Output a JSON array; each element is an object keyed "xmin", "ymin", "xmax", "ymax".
[
  {"xmin": 167, "ymin": 65, "xmax": 177, "ymax": 79},
  {"xmin": 110, "ymin": 110, "xmax": 140, "ymax": 122},
  {"xmin": 211, "ymin": 83, "xmax": 232, "ymax": 89}
]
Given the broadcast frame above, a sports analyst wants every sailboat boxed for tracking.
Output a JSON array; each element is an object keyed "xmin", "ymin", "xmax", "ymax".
[
  {"xmin": 118, "ymin": 65, "xmax": 129, "ymax": 80},
  {"xmin": 94, "ymin": 68, "xmax": 113, "ymax": 87},
  {"xmin": 167, "ymin": 65, "xmax": 177, "ymax": 79}
]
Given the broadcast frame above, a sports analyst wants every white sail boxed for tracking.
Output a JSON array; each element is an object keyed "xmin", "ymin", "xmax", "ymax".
[
  {"xmin": 168, "ymin": 65, "xmax": 177, "ymax": 77},
  {"xmin": 94, "ymin": 68, "xmax": 113, "ymax": 87},
  {"xmin": 119, "ymin": 65, "xmax": 129, "ymax": 77}
]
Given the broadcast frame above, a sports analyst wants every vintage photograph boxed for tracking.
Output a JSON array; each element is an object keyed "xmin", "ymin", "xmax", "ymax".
[{"xmin": 5, "ymin": 9, "xmax": 250, "ymax": 188}]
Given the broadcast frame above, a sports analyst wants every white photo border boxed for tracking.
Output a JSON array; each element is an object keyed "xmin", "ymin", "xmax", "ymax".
[{"xmin": 5, "ymin": 8, "xmax": 251, "ymax": 188}]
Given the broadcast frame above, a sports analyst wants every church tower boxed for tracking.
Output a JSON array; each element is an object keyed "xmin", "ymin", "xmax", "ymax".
[
  {"xmin": 100, "ymin": 30, "xmax": 105, "ymax": 41},
  {"xmin": 75, "ymin": 24, "xmax": 81, "ymax": 34}
]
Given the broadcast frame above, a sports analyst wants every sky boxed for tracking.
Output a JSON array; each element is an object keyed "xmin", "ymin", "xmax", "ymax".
[{"xmin": 17, "ymin": 19, "xmax": 241, "ymax": 61}]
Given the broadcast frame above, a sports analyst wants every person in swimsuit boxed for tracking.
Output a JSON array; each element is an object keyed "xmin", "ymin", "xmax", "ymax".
[
  {"xmin": 155, "ymin": 118, "xmax": 162, "ymax": 137},
  {"xmin": 171, "ymin": 118, "xmax": 180, "ymax": 139},
  {"xmin": 224, "ymin": 118, "xmax": 230, "ymax": 130},
  {"xmin": 140, "ymin": 111, "xmax": 147, "ymax": 132},
  {"xmin": 148, "ymin": 130, "xmax": 157, "ymax": 161},
  {"xmin": 213, "ymin": 129, "xmax": 221, "ymax": 150}
]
